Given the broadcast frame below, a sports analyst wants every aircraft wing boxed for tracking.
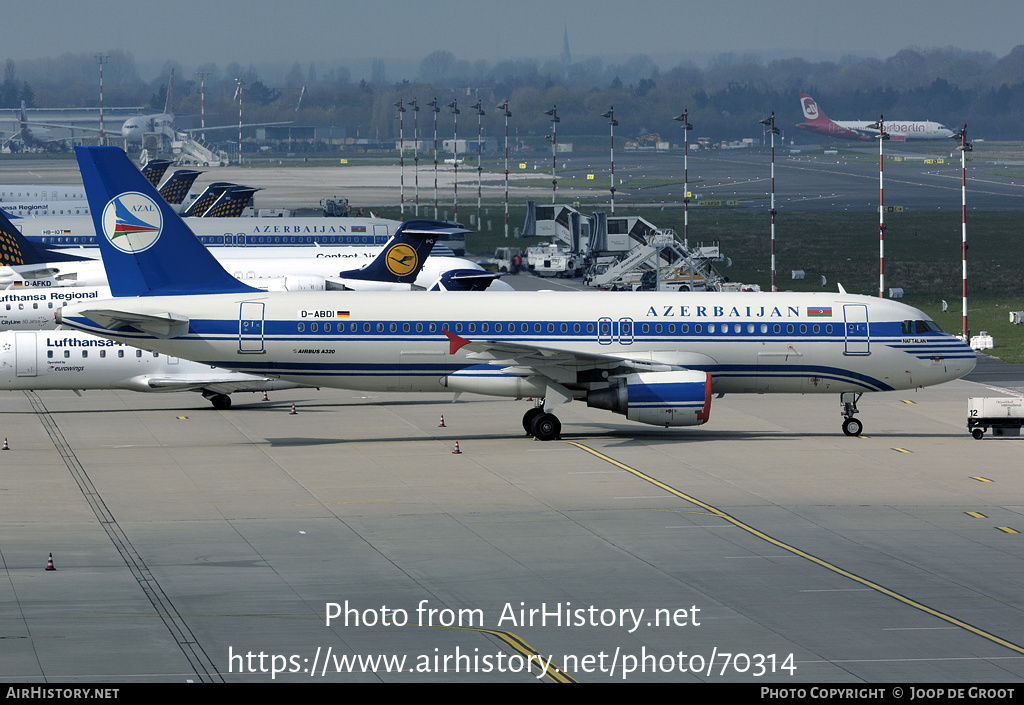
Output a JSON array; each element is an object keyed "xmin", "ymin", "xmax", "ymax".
[
  {"xmin": 71, "ymin": 308, "xmax": 190, "ymax": 338},
  {"xmin": 444, "ymin": 331, "xmax": 694, "ymax": 382},
  {"xmin": 142, "ymin": 374, "xmax": 282, "ymax": 393}
]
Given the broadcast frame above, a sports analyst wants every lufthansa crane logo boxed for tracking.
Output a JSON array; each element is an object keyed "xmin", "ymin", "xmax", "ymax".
[
  {"xmin": 101, "ymin": 192, "xmax": 163, "ymax": 254},
  {"xmin": 385, "ymin": 242, "xmax": 418, "ymax": 277}
]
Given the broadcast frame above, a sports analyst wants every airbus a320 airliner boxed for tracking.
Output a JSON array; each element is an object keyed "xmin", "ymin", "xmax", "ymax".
[
  {"xmin": 796, "ymin": 94, "xmax": 954, "ymax": 142},
  {"xmin": 57, "ymin": 147, "xmax": 976, "ymax": 439}
]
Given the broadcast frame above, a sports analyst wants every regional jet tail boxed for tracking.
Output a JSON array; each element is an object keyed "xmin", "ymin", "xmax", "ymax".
[
  {"xmin": 60, "ymin": 146, "xmax": 976, "ymax": 439},
  {"xmin": 796, "ymin": 94, "xmax": 954, "ymax": 142},
  {"xmin": 0, "ymin": 208, "xmax": 94, "ymax": 285}
]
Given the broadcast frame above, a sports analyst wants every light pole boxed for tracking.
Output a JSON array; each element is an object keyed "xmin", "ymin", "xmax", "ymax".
[
  {"xmin": 448, "ymin": 100, "xmax": 460, "ymax": 222},
  {"xmin": 428, "ymin": 97, "xmax": 440, "ymax": 219},
  {"xmin": 395, "ymin": 99, "xmax": 406, "ymax": 216},
  {"xmin": 96, "ymin": 54, "xmax": 108, "ymax": 146},
  {"xmin": 759, "ymin": 112, "xmax": 780, "ymax": 292},
  {"xmin": 674, "ymin": 109, "xmax": 693, "ymax": 249},
  {"xmin": 473, "ymin": 100, "xmax": 484, "ymax": 227},
  {"xmin": 497, "ymin": 100, "xmax": 511, "ymax": 238},
  {"xmin": 234, "ymin": 78, "xmax": 244, "ymax": 165},
  {"xmin": 869, "ymin": 115, "xmax": 890, "ymax": 298},
  {"xmin": 410, "ymin": 99, "xmax": 420, "ymax": 216},
  {"xmin": 951, "ymin": 124, "xmax": 972, "ymax": 340},
  {"xmin": 601, "ymin": 107, "xmax": 618, "ymax": 215},
  {"xmin": 196, "ymin": 71, "xmax": 207, "ymax": 142},
  {"xmin": 545, "ymin": 105, "xmax": 559, "ymax": 204}
]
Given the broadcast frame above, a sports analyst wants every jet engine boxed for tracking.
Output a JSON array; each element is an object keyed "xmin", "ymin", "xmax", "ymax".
[{"xmin": 586, "ymin": 370, "xmax": 711, "ymax": 427}]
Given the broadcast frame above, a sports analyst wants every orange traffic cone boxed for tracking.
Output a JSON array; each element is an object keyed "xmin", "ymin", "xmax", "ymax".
[
  {"xmin": 438, "ymin": 415, "xmax": 446, "ymax": 427},
  {"xmin": 262, "ymin": 391, "xmax": 269, "ymax": 401},
  {"xmin": 289, "ymin": 403, "xmax": 297, "ymax": 415},
  {"xmin": 1, "ymin": 438, "xmax": 8, "ymax": 450},
  {"xmin": 45, "ymin": 553, "xmax": 55, "ymax": 571},
  {"xmin": 452, "ymin": 441, "xmax": 462, "ymax": 454}
]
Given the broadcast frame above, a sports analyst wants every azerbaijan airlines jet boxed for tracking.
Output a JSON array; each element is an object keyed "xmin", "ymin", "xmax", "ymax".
[
  {"xmin": 57, "ymin": 147, "xmax": 976, "ymax": 439},
  {"xmin": 796, "ymin": 94, "xmax": 954, "ymax": 142}
]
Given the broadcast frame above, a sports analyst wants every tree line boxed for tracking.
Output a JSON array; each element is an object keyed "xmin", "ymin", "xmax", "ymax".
[{"xmin": 4, "ymin": 45, "xmax": 1024, "ymax": 144}]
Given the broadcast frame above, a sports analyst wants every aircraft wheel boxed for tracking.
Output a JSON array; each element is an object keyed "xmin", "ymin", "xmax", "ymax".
[
  {"xmin": 531, "ymin": 412, "xmax": 561, "ymax": 441},
  {"xmin": 523, "ymin": 407, "xmax": 544, "ymax": 435},
  {"xmin": 210, "ymin": 394, "xmax": 232, "ymax": 410},
  {"xmin": 842, "ymin": 417, "xmax": 863, "ymax": 437},
  {"xmin": 972, "ymin": 428, "xmax": 985, "ymax": 440}
]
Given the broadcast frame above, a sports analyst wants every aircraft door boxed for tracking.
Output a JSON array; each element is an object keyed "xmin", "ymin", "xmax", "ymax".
[
  {"xmin": 597, "ymin": 317, "xmax": 613, "ymax": 345},
  {"xmin": 843, "ymin": 304, "xmax": 870, "ymax": 355},
  {"xmin": 374, "ymin": 224, "xmax": 390, "ymax": 243},
  {"xmin": 15, "ymin": 331, "xmax": 37, "ymax": 377},
  {"xmin": 238, "ymin": 302, "xmax": 266, "ymax": 354},
  {"xmin": 618, "ymin": 317, "xmax": 634, "ymax": 345}
]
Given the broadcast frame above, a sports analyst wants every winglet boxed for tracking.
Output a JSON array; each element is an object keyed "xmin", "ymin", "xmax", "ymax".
[{"xmin": 443, "ymin": 329, "xmax": 471, "ymax": 355}]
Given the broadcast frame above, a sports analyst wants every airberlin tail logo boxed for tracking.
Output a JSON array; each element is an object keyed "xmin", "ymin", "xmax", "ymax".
[
  {"xmin": 101, "ymin": 193, "xmax": 163, "ymax": 254},
  {"xmin": 800, "ymin": 96, "xmax": 819, "ymax": 120}
]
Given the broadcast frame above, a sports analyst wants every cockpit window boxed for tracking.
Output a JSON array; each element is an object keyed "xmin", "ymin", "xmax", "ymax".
[{"xmin": 902, "ymin": 319, "xmax": 943, "ymax": 335}]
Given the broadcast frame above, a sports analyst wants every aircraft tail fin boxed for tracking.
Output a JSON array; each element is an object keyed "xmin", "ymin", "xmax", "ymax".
[
  {"xmin": 0, "ymin": 207, "xmax": 92, "ymax": 266},
  {"xmin": 141, "ymin": 159, "xmax": 174, "ymax": 188},
  {"xmin": 157, "ymin": 169, "xmax": 203, "ymax": 205},
  {"xmin": 181, "ymin": 182, "xmax": 235, "ymax": 216},
  {"xmin": 75, "ymin": 146, "xmax": 258, "ymax": 297},
  {"xmin": 202, "ymin": 186, "xmax": 259, "ymax": 217},
  {"xmin": 799, "ymin": 94, "xmax": 829, "ymax": 124},
  {"xmin": 339, "ymin": 220, "xmax": 467, "ymax": 285}
]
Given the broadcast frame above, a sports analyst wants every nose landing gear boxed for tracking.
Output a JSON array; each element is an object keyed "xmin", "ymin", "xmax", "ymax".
[{"xmin": 841, "ymin": 392, "xmax": 863, "ymax": 436}]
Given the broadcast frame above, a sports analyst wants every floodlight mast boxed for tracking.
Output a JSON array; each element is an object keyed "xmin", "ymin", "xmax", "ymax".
[
  {"xmin": 449, "ymin": 100, "xmax": 460, "ymax": 221},
  {"xmin": 674, "ymin": 110, "xmax": 693, "ymax": 249},
  {"xmin": 759, "ymin": 112, "xmax": 781, "ymax": 292},
  {"xmin": 602, "ymin": 107, "xmax": 618, "ymax": 215},
  {"xmin": 395, "ymin": 99, "xmax": 406, "ymax": 215},
  {"xmin": 545, "ymin": 106, "xmax": 560, "ymax": 204},
  {"xmin": 869, "ymin": 115, "xmax": 890, "ymax": 298},
  {"xmin": 498, "ymin": 100, "xmax": 512, "ymax": 238},
  {"xmin": 428, "ymin": 98, "xmax": 440, "ymax": 219},
  {"xmin": 473, "ymin": 100, "xmax": 485, "ymax": 227},
  {"xmin": 410, "ymin": 99, "xmax": 420, "ymax": 216},
  {"xmin": 951, "ymin": 124, "xmax": 972, "ymax": 339}
]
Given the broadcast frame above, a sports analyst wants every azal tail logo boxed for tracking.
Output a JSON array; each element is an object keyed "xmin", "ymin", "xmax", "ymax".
[
  {"xmin": 385, "ymin": 243, "xmax": 418, "ymax": 277},
  {"xmin": 101, "ymin": 193, "xmax": 163, "ymax": 254}
]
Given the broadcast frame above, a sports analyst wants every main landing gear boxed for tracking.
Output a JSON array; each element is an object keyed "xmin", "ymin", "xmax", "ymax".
[
  {"xmin": 203, "ymin": 392, "xmax": 232, "ymax": 410},
  {"xmin": 840, "ymin": 392, "xmax": 863, "ymax": 436},
  {"xmin": 523, "ymin": 404, "xmax": 561, "ymax": 441}
]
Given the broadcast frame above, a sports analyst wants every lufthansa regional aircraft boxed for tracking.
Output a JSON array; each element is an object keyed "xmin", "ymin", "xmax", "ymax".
[
  {"xmin": 0, "ymin": 329, "xmax": 302, "ymax": 408},
  {"xmin": 58, "ymin": 147, "xmax": 976, "ymax": 439},
  {"xmin": 796, "ymin": 94, "xmax": 954, "ymax": 142}
]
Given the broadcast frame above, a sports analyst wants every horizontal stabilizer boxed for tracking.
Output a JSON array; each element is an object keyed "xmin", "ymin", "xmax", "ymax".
[{"xmin": 71, "ymin": 308, "xmax": 190, "ymax": 338}]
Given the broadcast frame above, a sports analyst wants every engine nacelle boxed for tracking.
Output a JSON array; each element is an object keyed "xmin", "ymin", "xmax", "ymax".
[
  {"xmin": 442, "ymin": 365, "xmax": 548, "ymax": 398},
  {"xmin": 587, "ymin": 370, "xmax": 711, "ymax": 427}
]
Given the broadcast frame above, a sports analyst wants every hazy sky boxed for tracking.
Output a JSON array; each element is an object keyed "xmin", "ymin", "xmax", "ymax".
[{"xmin": 13, "ymin": 0, "xmax": 1024, "ymax": 78}]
